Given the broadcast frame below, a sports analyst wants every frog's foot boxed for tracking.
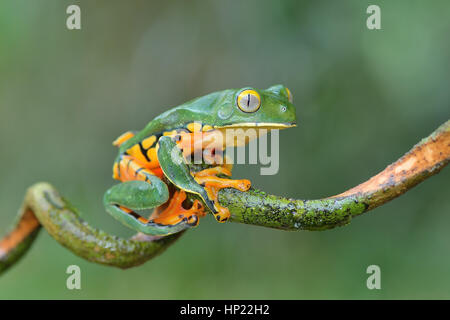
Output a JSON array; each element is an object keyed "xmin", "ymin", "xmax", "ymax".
[
  {"xmin": 151, "ymin": 190, "xmax": 206, "ymax": 227},
  {"xmin": 193, "ymin": 167, "xmax": 251, "ymax": 223}
]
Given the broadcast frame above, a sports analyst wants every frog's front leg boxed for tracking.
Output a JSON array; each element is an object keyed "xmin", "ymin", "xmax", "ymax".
[
  {"xmin": 193, "ymin": 167, "xmax": 251, "ymax": 222},
  {"xmin": 104, "ymin": 156, "xmax": 204, "ymax": 236},
  {"xmin": 157, "ymin": 136, "xmax": 251, "ymax": 223}
]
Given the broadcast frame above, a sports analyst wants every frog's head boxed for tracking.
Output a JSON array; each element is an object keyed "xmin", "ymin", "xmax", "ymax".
[
  {"xmin": 155, "ymin": 84, "xmax": 297, "ymax": 143},
  {"xmin": 209, "ymin": 84, "xmax": 297, "ymax": 131}
]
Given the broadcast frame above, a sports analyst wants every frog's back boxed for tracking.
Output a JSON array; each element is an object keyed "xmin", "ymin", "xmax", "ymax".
[
  {"xmin": 113, "ymin": 90, "xmax": 227, "ymax": 169},
  {"xmin": 117, "ymin": 90, "xmax": 227, "ymax": 152}
]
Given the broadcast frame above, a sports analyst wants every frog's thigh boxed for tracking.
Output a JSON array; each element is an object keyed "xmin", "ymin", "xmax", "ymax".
[
  {"xmin": 104, "ymin": 177, "xmax": 174, "ymax": 234},
  {"xmin": 104, "ymin": 178, "xmax": 168, "ymax": 211},
  {"xmin": 156, "ymin": 136, "xmax": 216, "ymax": 213},
  {"xmin": 105, "ymin": 179, "xmax": 201, "ymax": 235}
]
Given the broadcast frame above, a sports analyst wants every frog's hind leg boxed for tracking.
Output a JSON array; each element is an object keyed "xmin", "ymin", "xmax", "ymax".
[{"xmin": 106, "ymin": 155, "xmax": 203, "ymax": 235}]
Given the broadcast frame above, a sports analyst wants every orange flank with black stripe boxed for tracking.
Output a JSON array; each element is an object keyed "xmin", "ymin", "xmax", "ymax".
[
  {"xmin": 113, "ymin": 155, "xmax": 162, "ymax": 182},
  {"xmin": 113, "ymin": 122, "xmax": 235, "ymax": 185},
  {"xmin": 114, "ymin": 122, "xmax": 215, "ymax": 180}
]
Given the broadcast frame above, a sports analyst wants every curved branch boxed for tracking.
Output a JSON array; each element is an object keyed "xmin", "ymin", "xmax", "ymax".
[
  {"xmin": 1, "ymin": 120, "xmax": 448, "ymax": 274},
  {"xmin": 219, "ymin": 120, "xmax": 450, "ymax": 230},
  {"xmin": 0, "ymin": 184, "xmax": 182, "ymax": 274}
]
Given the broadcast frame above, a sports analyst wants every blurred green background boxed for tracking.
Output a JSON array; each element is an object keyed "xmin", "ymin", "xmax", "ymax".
[{"xmin": 1, "ymin": 0, "xmax": 449, "ymax": 299}]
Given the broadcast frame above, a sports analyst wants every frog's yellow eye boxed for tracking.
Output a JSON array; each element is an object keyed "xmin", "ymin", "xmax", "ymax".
[
  {"xmin": 286, "ymin": 87, "xmax": 293, "ymax": 103},
  {"xmin": 237, "ymin": 89, "xmax": 261, "ymax": 113}
]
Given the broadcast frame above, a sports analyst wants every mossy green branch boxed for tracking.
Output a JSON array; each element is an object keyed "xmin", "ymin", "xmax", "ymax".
[
  {"xmin": 220, "ymin": 120, "xmax": 450, "ymax": 230},
  {"xmin": 0, "ymin": 185, "xmax": 182, "ymax": 273},
  {"xmin": 220, "ymin": 189, "xmax": 367, "ymax": 231},
  {"xmin": 1, "ymin": 120, "xmax": 449, "ymax": 274}
]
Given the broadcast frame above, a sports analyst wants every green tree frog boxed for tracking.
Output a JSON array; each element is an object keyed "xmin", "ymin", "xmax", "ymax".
[{"xmin": 103, "ymin": 85, "xmax": 297, "ymax": 235}]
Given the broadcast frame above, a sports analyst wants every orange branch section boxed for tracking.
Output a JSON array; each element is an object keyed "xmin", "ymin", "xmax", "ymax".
[
  {"xmin": 0, "ymin": 208, "xmax": 40, "ymax": 258},
  {"xmin": 332, "ymin": 120, "xmax": 450, "ymax": 209}
]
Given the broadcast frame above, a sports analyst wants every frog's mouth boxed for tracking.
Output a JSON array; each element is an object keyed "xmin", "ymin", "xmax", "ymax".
[
  {"xmin": 212, "ymin": 122, "xmax": 296, "ymax": 147},
  {"xmin": 214, "ymin": 122, "xmax": 297, "ymax": 130}
]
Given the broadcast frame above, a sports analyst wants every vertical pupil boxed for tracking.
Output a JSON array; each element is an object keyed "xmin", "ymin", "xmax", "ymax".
[{"xmin": 247, "ymin": 94, "xmax": 250, "ymax": 107}]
